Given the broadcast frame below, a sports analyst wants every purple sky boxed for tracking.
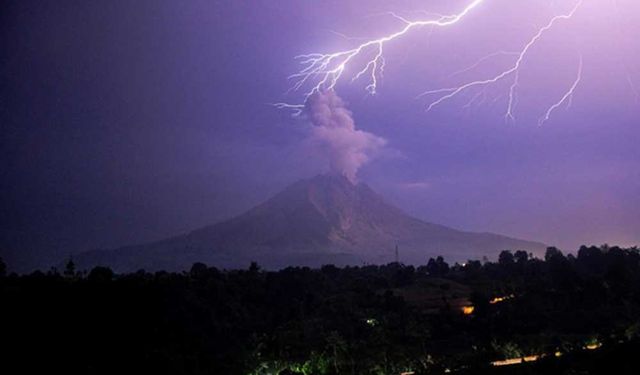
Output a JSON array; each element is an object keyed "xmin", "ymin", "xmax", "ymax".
[{"xmin": 1, "ymin": 0, "xmax": 639, "ymax": 271}]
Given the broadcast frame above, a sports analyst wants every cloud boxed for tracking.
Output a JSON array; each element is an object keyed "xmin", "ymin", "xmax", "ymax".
[
  {"xmin": 305, "ymin": 91, "xmax": 386, "ymax": 182},
  {"xmin": 398, "ymin": 181, "xmax": 432, "ymax": 190}
]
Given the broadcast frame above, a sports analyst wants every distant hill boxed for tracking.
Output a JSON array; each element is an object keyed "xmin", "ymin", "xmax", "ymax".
[{"xmin": 75, "ymin": 174, "xmax": 546, "ymax": 272}]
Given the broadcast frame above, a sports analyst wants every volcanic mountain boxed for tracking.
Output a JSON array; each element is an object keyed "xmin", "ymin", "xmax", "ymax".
[{"xmin": 76, "ymin": 174, "xmax": 546, "ymax": 272}]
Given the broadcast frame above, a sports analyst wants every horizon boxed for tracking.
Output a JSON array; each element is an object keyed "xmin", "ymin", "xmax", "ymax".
[{"xmin": 1, "ymin": 172, "xmax": 629, "ymax": 274}]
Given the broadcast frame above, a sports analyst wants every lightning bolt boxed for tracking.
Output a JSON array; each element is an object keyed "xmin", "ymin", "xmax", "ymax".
[
  {"xmin": 420, "ymin": 0, "xmax": 583, "ymax": 122},
  {"xmin": 284, "ymin": 0, "xmax": 485, "ymax": 102},
  {"xmin": 446, "ymin": 51, "xmax": 520, "ymax": 80},
  {"xmin": 612, "ymin": 0, "xmax": 640, "ymax": 102},
  {"xmin": 278, "ymin": 0, "xmax": 591, "ymax": 125},
  {"xmin": 538, "ymin": 54, "xmax": 583, "ymax": 126}
]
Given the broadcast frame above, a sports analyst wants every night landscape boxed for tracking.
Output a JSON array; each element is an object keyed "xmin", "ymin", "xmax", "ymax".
[{"xmin": 1, "ymin": 1, "xmax": 639, "ymax": 374}]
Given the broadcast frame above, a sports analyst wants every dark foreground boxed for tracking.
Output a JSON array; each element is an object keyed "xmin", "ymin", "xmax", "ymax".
[{"xmin": 2, "ymin": 245, "xmax": 640, "ymax": 375}]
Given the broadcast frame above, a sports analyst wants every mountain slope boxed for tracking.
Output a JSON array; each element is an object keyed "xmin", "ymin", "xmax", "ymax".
[{"xmin": 76, "ymin": 174, "xmax": 546, "ymax": 272}]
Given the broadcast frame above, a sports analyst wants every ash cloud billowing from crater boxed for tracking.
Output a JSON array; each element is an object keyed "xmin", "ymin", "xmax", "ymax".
[{"xmin": 305, "ymin": 91, "xmax": 386, "ymax": 182}]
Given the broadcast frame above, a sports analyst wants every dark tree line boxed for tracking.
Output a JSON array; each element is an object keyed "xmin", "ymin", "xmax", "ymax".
[{"xmin": 1, "ymin": 245, "xmax": 640, "ymax": 375}]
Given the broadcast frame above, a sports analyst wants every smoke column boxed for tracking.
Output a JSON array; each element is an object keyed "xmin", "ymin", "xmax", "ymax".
[{"xmin": 305, "ymin": 91, "xmax": 386, "ymax": 182}]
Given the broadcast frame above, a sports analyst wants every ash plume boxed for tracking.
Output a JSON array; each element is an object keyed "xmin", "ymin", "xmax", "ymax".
[{"xmin": 305, "ymin": 91, "xmax": 386, "ymax": 182}]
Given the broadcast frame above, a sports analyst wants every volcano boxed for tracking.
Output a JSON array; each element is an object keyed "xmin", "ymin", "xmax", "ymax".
[{"xmin": 76, "ymin": 174, "xmax": 546, "ymax": 272}]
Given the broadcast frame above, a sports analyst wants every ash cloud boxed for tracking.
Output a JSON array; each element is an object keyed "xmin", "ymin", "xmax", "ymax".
[{"xmin": 305, "ymin": 91, "xmax": 386, "ymax": 182}]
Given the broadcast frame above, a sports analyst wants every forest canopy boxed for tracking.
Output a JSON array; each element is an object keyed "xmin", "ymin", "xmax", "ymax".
[{"xmin": 2, "ymin": 245, "xmax": 640, "ymax": 375}]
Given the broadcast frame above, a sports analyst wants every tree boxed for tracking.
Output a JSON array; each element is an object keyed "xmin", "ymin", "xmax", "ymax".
[
  {"xmin": 392, "ymin": 265, "xmax": 415, "ymax": 287},
  {"xmin": 491, "ymin": 341, "xmax": 522, "ymax": 360},
  {"xmin": 426, "ymin": 256, "xmax": 449, "ymax": 276},
  {"xmin": 469, "ymin": 290, "xmax": 490, "ymax": 318},
  {"xmin": 577, "ymin": 245, "xmax": 605, "ymax": 274},
  {"xmin": 63, "ymin": 257, "xmax": 76, "ymax": 278},
  {"xmin": 545, "ymin": 247, "xmax": 574, "ymax": 289},
  {"xmin": 436, "ymin": 256, "xmax": 449, "ymax": 274},
  {"xmin": 190, "ymin": 262, "xmax": 208, "ymax": 278},
  {"xmin": 88, "ymin": 266, "xmax": 114, "ymax": 282},
  {"xmin": 514, "ymin": 250, "xmax": 528, "ymax": 264},
  {"xmin": 544, "ymin": 247, "xmax": 565, "ymax": 263},
  {"xmin": 0, "ymin": 256, "xmax": 6, "ymax": 277},
  {"xmin": 249, "ymin": 261, "xmax": 261, "ymax": 274},
  {"xmin": 465, "ymin": 260, "xmax": 482, "ymax": 271},
  {"xmin": 326, "ymin": 331, "xmax": 348, "ymax": 374},
  {"xmin": 498, "ymin": 250, "xmax": 515, "ymax": 266}
]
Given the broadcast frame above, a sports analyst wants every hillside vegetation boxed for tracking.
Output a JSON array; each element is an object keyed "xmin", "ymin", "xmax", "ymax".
[{"xmin": 2, "ymin": 245, "xmax": 640, "ymax": 374}]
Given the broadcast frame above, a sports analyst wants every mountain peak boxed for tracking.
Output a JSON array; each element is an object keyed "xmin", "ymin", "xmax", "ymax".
[
  {"xmin": 75, "ymin": 175, "xmax": 547, "ymax": 272},
  {"xmin": 310, "ymin": 172, "xmax": 356, "ymax": 185},
  {"xmin": 301, "ymin": 173, "xmax": 357, "ymax": 196},
  {"xmin": 263, "ymin": 173, "xmax": 385, "ymax": 233}
]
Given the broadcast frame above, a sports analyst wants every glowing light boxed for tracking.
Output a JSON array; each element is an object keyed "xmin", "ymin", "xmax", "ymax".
[
  {"xmin": 491, "ymin": 358, "xmax": 522, "ymax": 366},
  {"xmin": 491, "ymin": 355, "xmax": 541, "ymax": 367},
  {"xmin": 489, "ymin": 294, "xmax": 515, "ymax": 304},
  {"xmin": 421, "ymin": 0, "xmax": 583, "ymax": 122},
  {"xmin": 278, "ymin": 0, "xmax": 604, "ymax": 125},
  {"xmin": 585, "ymin": 342, "xmax": 602, "ymax": 350},
  {"xmin": 538, "ymin": 54, "xmax": 583, "ymax": 126},
  {"xmin": 365, "ymin": 318, "xmax": 379, "ymax": 326},
  {"xmin": 462, "ymin": 305, "xmax": 475, "ymax": 315},
  {"xmin": 286, "ymin": 0, "xmax": 485, "ymax": 101}
]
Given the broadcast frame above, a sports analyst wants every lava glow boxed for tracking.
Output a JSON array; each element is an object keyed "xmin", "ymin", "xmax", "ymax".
[{"xmin": 275, "ymin": 0, "xmax": 631, "ymax": 125}]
